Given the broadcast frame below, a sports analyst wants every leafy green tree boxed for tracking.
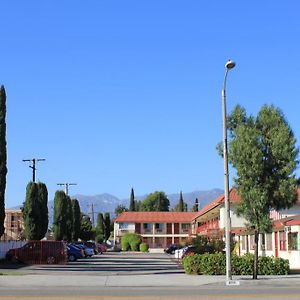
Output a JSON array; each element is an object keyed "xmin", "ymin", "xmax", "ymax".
[
  {"xmin": 23, "ymin": 182, "xmax": 39, "ymax": 240},
  {"xmin": 79, "ymin": 213, "xmax": 94, "ymax": 241},
  {"xmin": 71, "ymin": 199, "xmax": 81, "ymax": 241},
  {"xmin": 0, "ymin": 85, "xmax": 7, "ymax": 238},
  {"xmin": 192, "ymin": 198, "xmax": 199, "ymax": 212},
  {"xmin": 226, "ymin": 104, "xmax": 299, "ymax": 279},
  {"xmin": 53, "ymin": 190, "xmax": 70, "ymax": 241},
  {"xmin": 115, "ymin": 204, "xmax": 128, "ymax": 216},
  {"xmin": 140, "ymin": 191, "xmax": 170, "ymax": 211},
  {"xmin": 95, "ymin": 212, "xmax": 104, "ymax": 243},
  {"xmin": 36, "ymin": 182, "xmax": 49, "ymax": 238},
  {"xmin": 129, "ymin": 188, "xmax": 135, "ymax": 211},
  {"xmin": 104, "ymin": 212, "xmax": 111, "ymax": 241}
]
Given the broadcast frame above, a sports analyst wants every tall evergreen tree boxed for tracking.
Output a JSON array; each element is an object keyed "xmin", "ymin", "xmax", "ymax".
[
  {"xmin": 36, "ymin": 182, "xmax": 49, "ymax": 239},
  {"xmin": 23, "ymin": 182, "xmax": 40, "ymax": 240},
  {"xmin": 71, "ymin": 199, "xmax": 81, "ymax": 241},
  {"xmin": 129, "ymin": 188, "xmax": 135, "ymax": 211},
  {"xmin": 225, "ymin": 104, "xmax": 299, "ymax": 279},
  {"xmin": 0, "ymin": 85, "xmax": 7, "ymax": 238},
  {"xmin": 174, "ymin": 191, "xmax": 187, "ymax": 211},
  {"xmin": 79, "ymin": 213, "xmax": 93, "ymax": 241},
  {"xmin": 192, "ymin": 198, "xmax": 199, "ymax": 212},
  {"xmin": 65, "ymin": 195, "xmax": 73, "ymax": 241},
  {"xmin": 53, "ymin": 190, "xmax": 69, "ymax": 241},
  {"xmin": 95, "ymin": 213, "xmax": 104, "ymax": 243},
  {"xmin": 104, "ymin": 212, "xmax": 111, "ymax": 241}
]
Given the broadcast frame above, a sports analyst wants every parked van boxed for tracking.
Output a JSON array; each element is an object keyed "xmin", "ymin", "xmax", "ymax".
[{"xmin": 6, "ymin": 241, "xmax": 67, "ymax": 264}]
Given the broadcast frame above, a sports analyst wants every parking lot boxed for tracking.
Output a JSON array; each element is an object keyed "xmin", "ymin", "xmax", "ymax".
[{"xmin": 0, "ymin": 251, "xmax": 184, "ymax": 276}]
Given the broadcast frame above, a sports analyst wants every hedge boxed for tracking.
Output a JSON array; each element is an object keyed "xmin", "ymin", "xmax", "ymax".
[
  {"xmin": 183, "ymin": 253, "xmax": 289, "ymax": 275},
  {"xmin": 139, "ymin": 243, "xmax": 149, "ymax": 252},
  {"xmin": 121, "ymin": 233, "xmax": 141, "ymax": 251}
]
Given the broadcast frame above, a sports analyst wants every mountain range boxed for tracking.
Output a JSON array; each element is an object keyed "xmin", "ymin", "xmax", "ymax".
[
  {"xmin": 52, "ymin": 188, "xmax": 223, "ymax": 224},
  {"xmin": 13, "ymin": 189, "xmax": 224, "ymax": 225}
]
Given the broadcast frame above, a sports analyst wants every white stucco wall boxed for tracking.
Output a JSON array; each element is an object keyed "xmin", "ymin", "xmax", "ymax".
[{"xmin": 219, "ymin": 207, "xmax": 247, "ymax": 229}]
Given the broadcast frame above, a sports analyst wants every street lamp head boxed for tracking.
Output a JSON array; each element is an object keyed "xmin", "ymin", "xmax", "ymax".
[{"xmin": 225, "ymin": 60, "xmax": 236, "ymax": 70}]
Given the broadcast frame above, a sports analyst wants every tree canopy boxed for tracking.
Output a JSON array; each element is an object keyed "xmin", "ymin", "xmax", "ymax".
[
  {"xmin": 225, "ymin": 104, "xmax": 299, "ymax": 279},
  {"xmin": 140, "ymin": 191, "xmax": 170, "ymax": 211}
]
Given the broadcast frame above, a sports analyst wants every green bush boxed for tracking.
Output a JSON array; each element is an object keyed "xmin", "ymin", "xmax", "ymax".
[
  {"xmin": 121, "ymin": 233, "xmax": 141, "ymax": 251},
  {"xmin": 191, "ymin": 236, "xmax": 225, "ymax": 254},
  {"xmin": 139, "ymin": 243, "xmax": 149, "ymax": 252},
  {"xmin": 183, "ymin": 252, "xmax": 289, "ymax": 276}
]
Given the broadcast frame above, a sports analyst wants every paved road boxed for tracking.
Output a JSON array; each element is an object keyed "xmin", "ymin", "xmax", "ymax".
[{"xmin": 1, "ymin": 252, "xmax": 300, "ymax": 299}]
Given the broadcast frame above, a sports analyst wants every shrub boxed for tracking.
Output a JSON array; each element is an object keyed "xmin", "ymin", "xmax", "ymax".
[
  {"xmin": 121, "ymin": 233, "xmax": 141, "ymax": 251},
  {"xmin": 183, "ymin": 252, "xmax": 289, "ymax": 276},
  {"xmin": 139, "ymin": 243, "xmax": 149, "ymax": 252},
  {"xmin": 191, "ymin": 236, "xmax": 225, "ymax": 254}
]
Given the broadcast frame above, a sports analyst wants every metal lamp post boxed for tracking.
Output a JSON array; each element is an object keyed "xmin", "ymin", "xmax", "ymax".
[{"xmin": 222, "ymin": 59, "xmax": 235, "ymax": 284}]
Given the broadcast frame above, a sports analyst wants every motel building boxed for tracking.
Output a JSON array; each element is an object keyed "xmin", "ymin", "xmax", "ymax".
[{"xmin": 114, "ymin": 188, "xmax": 300, "ymax": 270}]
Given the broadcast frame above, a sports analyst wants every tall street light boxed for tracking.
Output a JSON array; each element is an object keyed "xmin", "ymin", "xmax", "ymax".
[{"xmin": 222, "ymin": 59, "xmax": 235, "ymax": 284}]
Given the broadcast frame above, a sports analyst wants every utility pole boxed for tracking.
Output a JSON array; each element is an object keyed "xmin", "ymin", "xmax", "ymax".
[
  {"xmin": 57, "ymin": 183, "xmax": 77, "ymax": 195},
  {"xmin": 22, "ymin": 158, "xmax": 46, "ymax": 182},
  {"xmin": 88, "ymin": 203, "xmax": 96, "ymax": 227}
]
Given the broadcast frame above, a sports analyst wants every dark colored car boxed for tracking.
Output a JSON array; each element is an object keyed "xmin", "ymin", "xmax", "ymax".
[
  {"xmin": 164, "ymin": 244, "xmax": 179, "ymax": 254},
  {"xmin": 67, "ymin": 244, "xmax": 84, "ymax": 262},
  {"xmin": 6, "ymin": 241, "xmax": 67, "ymax": 264}
]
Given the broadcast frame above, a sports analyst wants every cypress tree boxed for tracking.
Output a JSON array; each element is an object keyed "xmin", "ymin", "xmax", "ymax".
[
  {"xmin": 23, "ymin": 182, "xmax": 40, "ymax": 240},
  {"xmin": 65, "ymin": 195, "xmax": 73, "ymax": 241},
  {"xmin": 71, "ymin": 199, "xmax": 81, "ymax": 241},
  {"xmin": 104, "ymin": 212, "xmax": 111, "ymax": 242},
  {"xmin": 0, "ymin": 85, "xmax": 7, "ymax": 237},
  {"xmin": 192, "ymin": 198, "xmax": 199, "ymax": 212},
  {"xmin": 129, "ymin": 188, "xmax": 135, "ymax": 211},
  {"xmin": 37, "ymin": 182, "xmax": 49, "ymax": 239},
  {"xmin": 95, "ymin": 213, "xmax": 104, "ymax": 243},
  {"xmin": 53, "ymin": 190, "xmax": 69, "ymax": 241},
  {"xmin": 178, "ymin": 191, "xmax": 184, "ymax": 212}
]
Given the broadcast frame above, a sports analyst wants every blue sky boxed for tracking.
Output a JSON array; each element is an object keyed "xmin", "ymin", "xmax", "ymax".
[{"xmin": 2, "ymin": 1, "xmax": 300, "ymax": 207}]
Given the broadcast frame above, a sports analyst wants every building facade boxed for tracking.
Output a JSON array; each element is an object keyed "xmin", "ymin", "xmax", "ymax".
[
  {"xmin": 1, "ymin": 209, "xmax": 24, "ymax": 241},
  {"xmin": 114, "ymin": 211, "xmax": 198, "ymax": 248}
]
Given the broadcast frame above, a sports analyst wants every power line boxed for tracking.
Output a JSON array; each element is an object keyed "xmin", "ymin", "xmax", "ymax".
[
  {"xmin": 56, "ymin": 183, "xmax": 77, "ymax": 195},
  {"xmin": 22, "ymin": 158, "xmax": 46, "ymax": 182}
]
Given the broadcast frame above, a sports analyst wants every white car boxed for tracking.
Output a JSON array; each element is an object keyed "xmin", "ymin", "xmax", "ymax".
[{"xmin": 174, "ymin": 246, "xmax": 187, "ymax": 259}]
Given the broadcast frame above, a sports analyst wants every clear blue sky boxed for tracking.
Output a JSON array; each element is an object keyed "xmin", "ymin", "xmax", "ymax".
[{"xmin": 2, "ymin": 1, "xmax": 300, "ymax": 207}]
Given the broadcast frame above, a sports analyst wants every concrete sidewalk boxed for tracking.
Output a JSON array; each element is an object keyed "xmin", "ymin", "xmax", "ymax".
[{"xmin": 1, "ymin": 273, "xmax": 300, "ymax": 288}]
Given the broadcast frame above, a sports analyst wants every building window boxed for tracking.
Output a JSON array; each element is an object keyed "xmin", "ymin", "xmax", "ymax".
[
  {"xmin": 288, "ymin": 232, "xmax": 298, "ymax": 251},
  {"xmin": 181, "ymin": 223, "xmax": 190, "ymax": 233},
  {"xmin": 279, "ymin": 231, "xmax": 286, "ymax": 251},
  {"xmin": 11, "ymin": 215, "xmax": 15, "ymax": 222},
  {"xmin": 143, "ymin": 223, "xmax": 151, "ymax": 232},
  {"xmin": 155, "ymin": 223, "xmax": 164, "ymax": 232},
  {"xmin": 265, "ymin": 234, "xmax": 273, "ymax": 251},
  {"xmin": 119, "ymin": 223, "xmax": 128, "ymax": 230}
]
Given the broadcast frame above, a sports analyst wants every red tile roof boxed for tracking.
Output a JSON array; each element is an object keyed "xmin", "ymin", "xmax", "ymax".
[
  {"xmin": 114, "ymin": 211, "xmax": 199, "ymax": 223},
  {"xmin": 193, "ymin": 188, "xmax": 240, "ymax": 220}
]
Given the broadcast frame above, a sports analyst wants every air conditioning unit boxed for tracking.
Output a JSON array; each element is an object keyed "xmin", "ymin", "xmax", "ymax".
[{"xmin": 284, "ymin": 226, "xmax": 291, "ymax": 232}]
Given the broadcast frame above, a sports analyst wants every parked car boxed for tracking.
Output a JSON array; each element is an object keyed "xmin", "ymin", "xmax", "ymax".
[
  {"xmin": 67, "ymin": 244, "xmax": 84, "ymax": 262},
  {"xmin": 164, "ymin": 244, "xmax": 179, "ymax": 254},
  {"xmin": 175, "ymin": 245, "xmax": 196, "ymax": 259},
  {"xmin": 96, "ymin": 243, "xmax": 107, "ymax": 254},
  {"xmin": 71, "ymin": 242, "xmax": 94, "ymax": 257},
  {"xmin": 6, "ymin": 241, "xmax": 67, "ymax": 264}
]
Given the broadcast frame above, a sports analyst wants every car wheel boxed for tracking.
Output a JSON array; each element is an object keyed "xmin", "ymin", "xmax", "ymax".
[
  {"xmin": 68, "ymin": 255, "xmax": 76, "ymax": 262},
  {"xmin": 46, "ymin": 256, "xmax": 55, "ymax": 264}
]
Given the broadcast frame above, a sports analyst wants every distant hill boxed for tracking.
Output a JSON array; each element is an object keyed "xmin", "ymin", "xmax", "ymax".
[{"xmin": 12, "ymin": 189, "xmax": 224, "ymax": 225}]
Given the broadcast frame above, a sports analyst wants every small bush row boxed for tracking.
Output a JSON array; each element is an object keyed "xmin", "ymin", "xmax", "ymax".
[
  {"xmin": 183, "ymin": 252, "xmax": 289, "ymax": 275},
  {"xmin": 121, "ymin": 233, "xmax": 149, "ymax": 252}
]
